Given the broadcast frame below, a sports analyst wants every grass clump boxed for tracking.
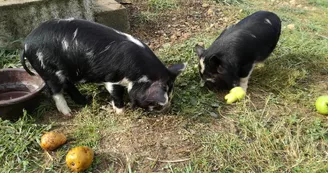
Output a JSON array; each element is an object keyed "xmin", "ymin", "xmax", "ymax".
[
  {"xmin": 147, "ymin": 0, "xmax": 178, "ymax": 11},
  {"xmin": 0, "ymin": 112, "xmax": 52, "ymax": 172},
  {"xmin": 214, "ymin": 0, "xmax": 244, "ymax": 5}
]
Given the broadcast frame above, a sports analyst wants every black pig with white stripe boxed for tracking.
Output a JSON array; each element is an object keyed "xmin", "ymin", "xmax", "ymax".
[
  {"xmin": 21, "ymin": 18, "xmax": 186, "ymax": 116},
  {"xmin": 195, "ymin": 11, "xmax": 281, "ymax": 92}
]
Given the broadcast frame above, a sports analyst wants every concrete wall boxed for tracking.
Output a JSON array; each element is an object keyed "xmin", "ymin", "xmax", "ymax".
[{"xmin": 0, "ymin": 0, "xmax": 129, "ymax": 49}]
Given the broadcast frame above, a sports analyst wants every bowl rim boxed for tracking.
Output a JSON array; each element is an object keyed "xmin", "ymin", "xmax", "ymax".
[{"xmin": 0, "ymin": 68, "xmax": 46, "ymax": 106}]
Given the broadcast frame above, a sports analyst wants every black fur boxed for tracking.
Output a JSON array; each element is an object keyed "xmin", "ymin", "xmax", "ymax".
[
  {"xmin": 21, "ymin": 19, "xmax": 186, "ymax": 115},
  {"xmin": 195, "ymin": 10, "xmax": 281, "ymax": 91}
]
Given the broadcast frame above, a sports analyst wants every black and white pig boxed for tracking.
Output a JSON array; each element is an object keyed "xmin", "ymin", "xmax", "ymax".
[
  {"xmin": 21, "ymin": 18, "xmax": 186, "ymax": 116},
  {"xmin": 194, "ymin": 10, "xmax": 281, "ymax": 92}
]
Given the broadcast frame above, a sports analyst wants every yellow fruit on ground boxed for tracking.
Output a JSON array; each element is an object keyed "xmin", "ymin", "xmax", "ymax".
[
  {"xmin": 66, "ymin": 146, "xmax": 94, "ymax": 172},
  {"xmin": 230, "ymin": 87, "xmax": 246, "ymax": 99},
  {"xmin": 224, "ymin": 93, "xmax": 238, "ymax": 104},
  {"xmin": 224, "ymin": 87, "xmax": 246, "ymax": 104},
  {"xmin": 40, "ymin": 131, "xmax": 67, "ymax": 151}
]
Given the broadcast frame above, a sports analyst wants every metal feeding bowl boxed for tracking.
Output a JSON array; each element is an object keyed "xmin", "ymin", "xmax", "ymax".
[{"xmin": 0, "ymin": 68, "xmax": 46, "ymax": 121}]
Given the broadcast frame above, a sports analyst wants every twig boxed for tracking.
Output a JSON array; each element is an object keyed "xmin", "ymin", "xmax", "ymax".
[
  {"xmin": 316, "ymin": 34, "xmax": 328, "ymax": 39},
  {"xmin": 45, "ymin": 150, "xmax": 53, "ymax": 161},
  {"xmin": 146, "ymin": 157, "xmax": 190, "ymax": 163}
]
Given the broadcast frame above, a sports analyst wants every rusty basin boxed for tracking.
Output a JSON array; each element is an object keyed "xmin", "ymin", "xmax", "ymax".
[{"xmin": 0, "ymin": 68, "xmax": 46, "ymax": 121}]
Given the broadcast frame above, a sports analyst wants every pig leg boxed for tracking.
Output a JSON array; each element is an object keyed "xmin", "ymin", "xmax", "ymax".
[
  {"xmin": 46, "ymin": 79, "xmax": 72, "ymax": 116},
  {"xmin": 64, "ymin": 81, "xmax": 91, "ymax": 105},
  {"xmin": 239, "ymin": 63, "xmax": 255, "ymax": 92},
  {"xmin": 104, "ymin": 83, "xmax": 125, "ymax": 114}
]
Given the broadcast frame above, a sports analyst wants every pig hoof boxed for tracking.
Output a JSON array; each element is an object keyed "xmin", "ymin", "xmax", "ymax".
[{"xmin": 114, "ymin": 107, "xmax": 124, "ymax": 115}]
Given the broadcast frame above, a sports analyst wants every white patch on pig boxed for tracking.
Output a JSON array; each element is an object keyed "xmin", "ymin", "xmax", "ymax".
[
  {"xmin": 99, "ymin": 45, "xmax": 111, "ymax": 54},
  {"xmin": 55, "ymin": 70, "xmax": 66, "ymax": 83},
  {"xmin": 104, "ymin": 82, "xmax": 114, "ymax": 93},
  {"xmin": 199, "ymin": 58, "xmax": 205, "ymax": 74},
  {"xmin": 114, "ymin": 30, "xmax": 145, "ymax": 48},
  {"xmin": 138, "ymin": 76, "xmax": 150, "ymax": 83},
  {"xmin": 158, "ymin": 92, "xmax": 169, "ymax": 106},
  {"xmin": 79, "ymin": 79, "xmax": 87, "ymax": 83},
  {"xmin": 52, "ymin": 93, "xmax": 71, "ymax": 115},
  {"xmin": 62, "ymin": 39, "xmax": 69, "ymax": 50},
  {"xmin": 250, "ymin": 33, "xmax": 257, "ymax": 38},
  {"xmin": 86, "ymin": 50, "xmax": 93, "ymax": 57},
  {"xmin": 24, "ymin": 44, "xmax": 28, "ymax": 51},
  {"xmin": 206, "ymin": 78, "xmax": 215, "ymax": 83},
  {"xmin": 36, "ymin": 51, "xmax": 45, "ymax": 68},
  {"xmin": 239, "ymin": 64, "xmax": 255, "ymax": 92},
  {"xmin": 265, "ymin": 18, "xmax": 272, "ymax": 25},
  {"xmin": 104, "ymin": 78, "xmax": 133, "ymax": 93},
  {"xmin": 127, "ymin": 82, "xmax": 134, "ymax": 92},
  {"xmin": 73, "ymin": 28, "xmax": 78, "ymax": 40},
  {"xmin": 111, "ymin": 101, "xmax": 124, "ymax": 114}
]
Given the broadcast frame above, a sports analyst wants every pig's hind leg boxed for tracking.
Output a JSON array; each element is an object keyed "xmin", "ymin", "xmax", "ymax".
[{"xmin": 45, "ymin": 78, "xmax": 72, "ymax": 116}]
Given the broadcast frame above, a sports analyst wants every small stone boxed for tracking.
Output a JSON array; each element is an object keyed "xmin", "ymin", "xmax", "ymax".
[
  {"xmin": 202, "ymin": 3, "xmax": 210, "ymax": 8},
  {"xmin": 287, "ymin": 24, "xmax": 295, "ymax": 30},
  {"xmin": 207, "ymin": 8, "xmax": 214, "ymax": 15},
  {"xmin": 209, "ymin": 112, "xmax": 219, "ymax": 118}
]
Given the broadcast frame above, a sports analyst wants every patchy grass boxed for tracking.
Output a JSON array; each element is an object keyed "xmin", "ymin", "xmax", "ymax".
[
  {"xmin": 0, "ymin": 112, "xmax": 52, "ymax": 172},
  {"xmin": 146, "ymin": 0, "xmax": 178, "ymax": 11},
  {"xmin": 1, "ymin": 0, "xmax": 328, "ymax": 172}
]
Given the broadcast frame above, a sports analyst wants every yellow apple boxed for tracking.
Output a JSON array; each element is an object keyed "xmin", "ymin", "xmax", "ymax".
[
  {"xmin": 224, "ymin": 87, "xmax": 246, "ymax": 104},
  {"xmin": 315, "ymin": 96, "xmax": 328, "ymax": 115}
]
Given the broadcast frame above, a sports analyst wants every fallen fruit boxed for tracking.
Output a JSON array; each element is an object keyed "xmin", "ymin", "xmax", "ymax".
[
  {"xmin": 40, "ymin": 131, "xmax": 67, "ymax": 151},
  {"xmin": 224, "ymin": 87, "xmax": 246, "ymax": 104},
  {"xmin": 224, "ymin": 93, "xmax": 239, "ymax": 104},
  {"xmin": 66, "ymin": 146, "xmax": 94, "ymax": 172},
  {"xmin": 315, "ymin": 96, "xmax": 328, "ymax": 115}
]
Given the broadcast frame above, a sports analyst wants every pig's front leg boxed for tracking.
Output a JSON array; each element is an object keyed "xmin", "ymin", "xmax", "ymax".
[{"xmin": 104, "ymin": 83, "xmax": 125, "ymax": 114}]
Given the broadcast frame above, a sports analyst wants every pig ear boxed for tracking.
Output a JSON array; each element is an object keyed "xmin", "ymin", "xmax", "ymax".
[
  {"xmin": 194, "ymin": 44, "xmax": 205, "ymax": 58},
  {"xmin": 168, "ymin": 63, "xmax": 187, "ymax": 77}
]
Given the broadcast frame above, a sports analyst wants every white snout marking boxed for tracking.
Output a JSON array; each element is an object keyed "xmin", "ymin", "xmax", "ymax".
[
  {"xmin": 138, "ymin": 76, "xmax": 150, "ymax": 83},
  {"xmin": 265, "ymin": 18, "xmax": 272, "ymax": 25},
  {"xmin": 73, "ymin": 28, "xmax": 78, "ymax": 40},
  {"xmin": 36, "ymin": 51, "xmax": 45, "ymax": 69},
  {"xmin": 159, "ymin": 92, "xmax": 169, "ymax": 106},
  {"xmin": 52, "ymin": 93, "xmax": 71, "ymax": 115},
  {"xmin": 199, "ymin": 58, "xmax": 205, "ymax": 74},
  {"xmin": 24, "ymin": 44, "xmax": 28, "ymax": 51},
  {"xmin": 62, "ymin": 39, "xmax": 69, "ymax": 50},
  {"xmin": 114, "ymin": 30, "xmax": 145, "ymax": 48},
  {"xmin": 55, "ymin": 70, "xmax": 66, "ymax": 83}
]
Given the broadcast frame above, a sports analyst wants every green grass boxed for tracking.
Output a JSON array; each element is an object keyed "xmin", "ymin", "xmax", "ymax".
[
  {"xmin": 1, "ymin": 0, "xmax": 328, "ymax": 172},
  {"xmin": 0, "ymin": 111, "xmax": 52, "ymax": 172},
  {"xmin": 308, "ymin": 0, "xmax": 328, "ymax": 7},
  {"xmin": 146, "ymin": 0, "xmax": 178, "ymax": 11}
]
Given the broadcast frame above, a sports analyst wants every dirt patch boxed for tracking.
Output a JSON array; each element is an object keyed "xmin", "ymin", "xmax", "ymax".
[{"xmin": 125, "ymin": 0, "xmax": 239, "ymax": 50}]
